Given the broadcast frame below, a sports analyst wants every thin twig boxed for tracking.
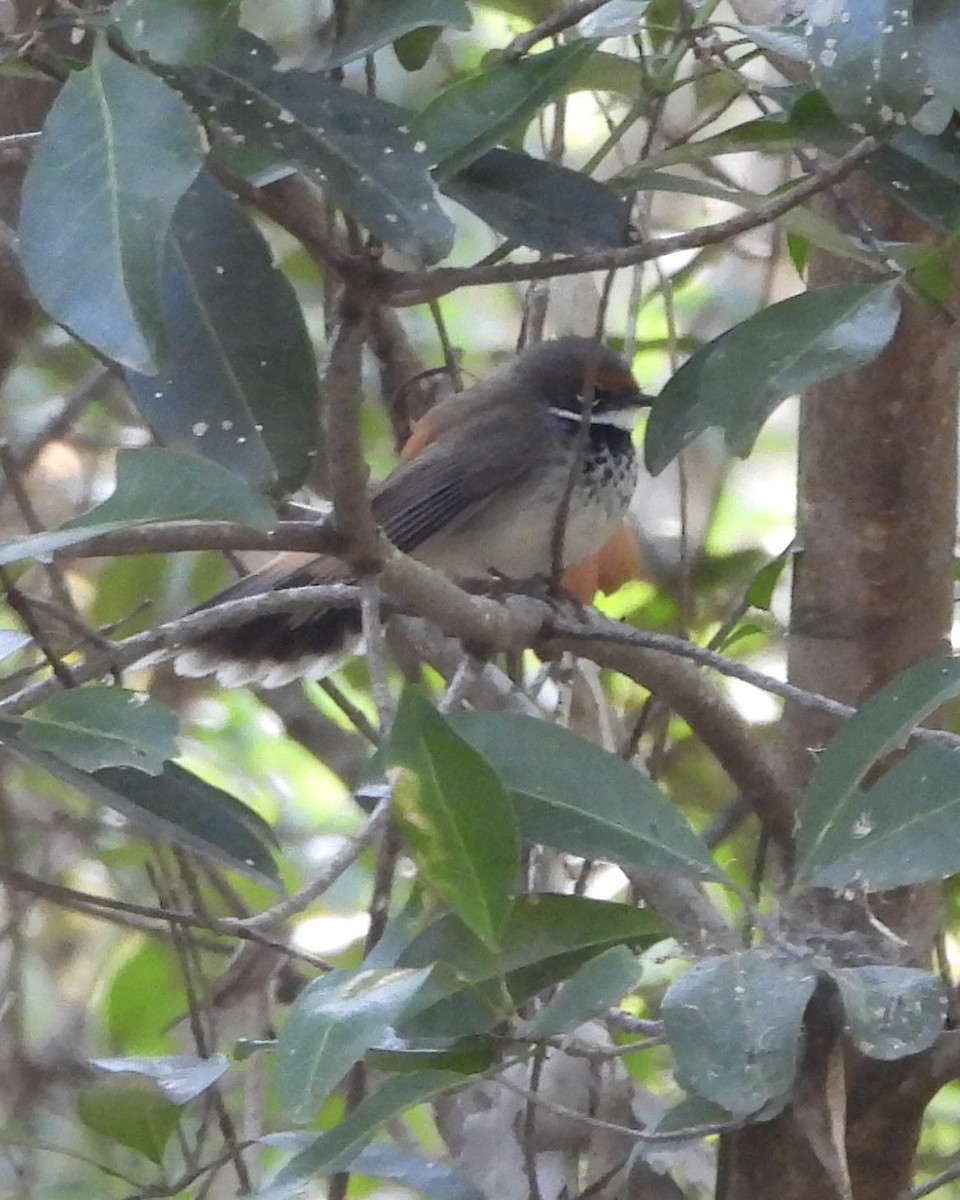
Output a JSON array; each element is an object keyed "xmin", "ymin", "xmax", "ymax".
[{"xmin": 497, "ymin": 0, "xmax": 613, "ymax": 61}]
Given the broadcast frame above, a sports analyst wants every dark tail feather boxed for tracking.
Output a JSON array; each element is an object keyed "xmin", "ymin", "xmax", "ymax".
[{"xmin": 174, "ymin": 555, "xmax": 363, "ymax": 687}]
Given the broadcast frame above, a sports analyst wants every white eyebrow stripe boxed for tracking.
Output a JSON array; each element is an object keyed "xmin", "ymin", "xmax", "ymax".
[{"xmin": 547, "ymin": 406, "xmax": 638, "ymax": 430}]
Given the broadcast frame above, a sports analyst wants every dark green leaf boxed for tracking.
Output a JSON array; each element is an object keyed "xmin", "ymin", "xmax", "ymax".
[
  {"xmin": 116, "ymin": 0, "xmax": 240, "ymax": 65},
  {"xmin": 864, "ymin": 129, "xmax": 960, "ymax": 230},
  {"xmin": 62, "ymin": 447, "xmax": 276, "ymax": 530},
  {"xmin": 644, "ymin": 281, "xmax": 902, "ymax": 474},
  {"xmin": 452, "ymin": 713, "xmax": 724, "ymax": 881},
  {"xmin": 798, "ymin": 743, "xmax": 960, "ymax": 889},
  {"xmin": 275, "ymin": 967, "xmax": 432, "ymax": 1120},
  {"xmin": 125, "ymin": 172, "xmax": 319, "ymax": 492},
  {"xmin": 413, "ymin": 41, "xmax": 596, "ymax": 179},
  {"xmin": 807, "ymin": 0, "xmax": 927, "ymax": 129},
  {"xmin": 649, "ymin": 1095, "xmax": 742, "ymax": 1140},
  {"xmin": 163, "ymin": 33, "xmax": 453, "ymax": 264},
  {"xmin": 19, "ymin": 44, "xmax": 204, "ymax": 371},
  {"xmin": 0, "ymin": 734, "xmax": 279, "ymax": 884},
  {"xmin": 313, "ymin": 0, "xmax": 472, "ymax": 68},
  {"xmin": 662, "ymin": 952, "xmax": 816, "ymax": 1116},
  {"xmin": 396, "ymin": 894, "xmax": 662, "ymax": 1037},
  {"xmin": 442, "ymin": 148, "xmax": 630, "ymax": 252},
  {"xmin": 745, "ymin": 546, "xmax": 792, "ymax": 611},
  {"xmin": 521, "ymin": 945, "xmax": 643, "ymax": 1039},
  {"xmin": 831, "ymin": 966, "xmax": 946, "ymax": 1059},
  {"xmin": 387, "ymin": 690, "xmax": 518, "ymax": 950},
  {"xmin": 90, "ymin": 1053, "xmax": 229, "ymax": 1104},
  {"xmin": 78, "ymin": 1075, "xmax": 180, "ymax": 1164},
  {"xmin": 267, "ymin": 1071, "xmax": 464, "ymax": 1193},
  {"xmin": 394, "ymin": 26, "xmax": 444, "ymax": 71},
  {"xmin": 367, "ymin": 1033, "xmax": 494, "ymax": 1075},
  {"xmin": 795, "ymin": 657, "xmax": 960, "ymax": 884},
  {"xmin": 16, "ymin": 687, "xmax": 178, "ymax": 775}
]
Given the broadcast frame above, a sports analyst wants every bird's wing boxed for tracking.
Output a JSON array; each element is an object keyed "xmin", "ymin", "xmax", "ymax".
[{"xmin": 372, "ymin": 397, "xmax": 542, "ymax": 554}]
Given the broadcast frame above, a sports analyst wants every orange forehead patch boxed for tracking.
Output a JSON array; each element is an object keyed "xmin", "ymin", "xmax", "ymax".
[{"xmin": 590, "ymin": 365, "xmax": 636, "ymax": 394}]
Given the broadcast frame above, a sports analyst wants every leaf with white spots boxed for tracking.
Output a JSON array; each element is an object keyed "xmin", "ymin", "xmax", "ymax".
[
  {"xmin": 412, "ymin": 40, "xmax": 597, "ymax": 180},
  {"xmin": 125, "ymin": 171, "xmax": 319, "ymax": 493},
  {"xmin": 797, "ymin": 743, "xmax": 960, "ymax": 890},
  {"xmin": 863, "ymin": 126, "xmax": 960, "ymax": 231},
  {"xmin": 662, "ymin": 952, "xmax": 816, "ymax": 1117},
  {"xmin": 15, "ymin": 686, "xmax": 178, "ymax": 776},
  {"xmin": 115, "ymin": 0, "xmax": 240, "ymax": 66},
  {"xmin": 831, "ymin": 966, "xmax": 946, "ymax": 1059},
  {"xmin": 19, "ymin": 43, "xmax": 205, "ymax": 371},
  {"xmin": 314, "ymin": 0, "xmax": 472, "ymax": 69},
  {"xmin": 795, "ymin": 657, "xmax": 960, "ymax": 887},
  {"xmin": 807, "ymin": 0, "xmax": 928, "ymax": 130},
  {"xmin": 160, "ymin": 32, "xmax": 453, "ymax": 264}
]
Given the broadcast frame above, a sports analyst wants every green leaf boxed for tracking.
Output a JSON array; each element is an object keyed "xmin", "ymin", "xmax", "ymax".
[
  {"xmin": 644, "ymin": 281, "xmax": 902, "ymax": 474},
  {"xmin": 794, "ymin": 657, "xmax": 960, "ymax": 884},
  {"xmin": 387, "ymin": 691, "xmax": 518, "ymax": 950},
  {"xmin": 807, "ymin": 0, "xmax": 927, "ymax": 129},
  {"xmin": 116, "ymin": 0, "xmax": 240, "ymax": 65},
  {"xmin": 738, "ymin": 23, "xmax": 808, "ymax": 62},
  {"xmin": 78, "ymin": 1075, "xmax": 180, "ymax": 1164},
  {"xmin": 914, "ymin": 0, "xmax": 960, "ymax": 111},
  {"xmin": 19, "ymin": 43, "xmax": 204, "ymax": 371},
  {"xmin": 662, "ymin": 952, "xmax": 816, "ymax": 1117},
  {"xmin": 442, "ymin": 148, "xmax": 630, "ymax": 253},
  {"xmin": 745, "ymin": 546, "xmax": 792, "ymax": 611},
  {"xmin": 650, "ymin": 1095, "xmax": 743, "ymax": 1140},
  {"xmin": 267, "ymin": 1071, "xmax": 465, "ymax": 1194},
  {"xmin": 396, "ymin": 894, "xmax": 662, "ymax": 1037},
  {"xmin": 413, "ymin": 41, "xmax": 596, "ymax": 179},
  {"xmin": 367, "ymin": 1033, "xmax": 495, "ymax": 1075},
  {"xmin": 89, "ymin": 1053, "xmax": 229, "ymax": 1104},
  {"xmin": 831, "ymin": 966, "xmax": 946, "ymax": 1060},
  {"xmin": 106, "ymin": 941, "xmax": 185, "ymax": 1054},
  {"xmin": 0, "ymin": 734, "xmax": 279, "ymax": 884},
  {"xmin": 62, "ymin": 447, "xmax": 276, "ymax": 530},
  {"xmin": 275, "ymin": 967, "xmax": 433, "ymax": 1120},
  {"xmin": 342, "ymin": 1143, "xmax": 487, "ymax": 1200},
  {"xmin": 631, "ymin": 115, "xmax": 803, "ymax": 174},
  {"xmin": 579, "ymin": 1, "xmax": 648, "ymax": 37},
  {"xmin": 124, "ymin": 172, "xmax": 319, "ymax": 493},
  {"xmin": 16, "ymin": 687, "xmax": 178, "ymax": 776},
  {"xmin": 863, "ymin": 129, "xmax": 960, "ymax": 231},
  {"xmin": 162, "ymin": 33, "xmax": 453, "ymax": 264},
  {"xmin": 314, "ymin": 0, "xmax": 472, "ymax": 68},
  {"xmin": 394, "ymin": 26, "xmax": 444, "ymax": 71},
  {"xmin": 797, "ymin": 743, "xmax": 960, "ymax": 889},
  {"xmin": 452, "ymin": 713, "xmax": 724, "ymax": 882},
  {"xmin": 521, "ymin": 945, "xmax": 644, "ymax": 1039}
]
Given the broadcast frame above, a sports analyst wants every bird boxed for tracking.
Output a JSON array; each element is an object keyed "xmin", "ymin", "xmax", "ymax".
[{"xmin": 173, "ymin": 336, "xmax": 650, "ymax": 688}]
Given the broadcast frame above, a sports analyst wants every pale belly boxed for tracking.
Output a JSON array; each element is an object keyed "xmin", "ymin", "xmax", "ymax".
[{"xmin": 414, "ymin": 459, "xmax": 637, "ymax": 580}]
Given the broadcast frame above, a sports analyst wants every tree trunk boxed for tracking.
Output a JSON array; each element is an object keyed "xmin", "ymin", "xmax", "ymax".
[{"xmin": 723, "ymin": 180, "xmax": 959, "ymax": 1198}]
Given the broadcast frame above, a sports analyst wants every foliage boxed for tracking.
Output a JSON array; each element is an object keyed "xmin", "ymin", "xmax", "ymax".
[{"xmin": 1, "ymin": 0, "xmax": 960, "ymax": 1198}]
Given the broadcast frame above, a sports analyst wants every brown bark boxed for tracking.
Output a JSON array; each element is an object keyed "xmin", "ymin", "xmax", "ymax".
[{"xmin": 724, "ymin": 180, "xmax": 960, "ymax": 1199}]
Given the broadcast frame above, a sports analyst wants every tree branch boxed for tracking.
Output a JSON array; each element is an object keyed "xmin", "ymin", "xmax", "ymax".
[{"xmin": 371, "ymin": 135, "xmax": 880, "ymax": 306}]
